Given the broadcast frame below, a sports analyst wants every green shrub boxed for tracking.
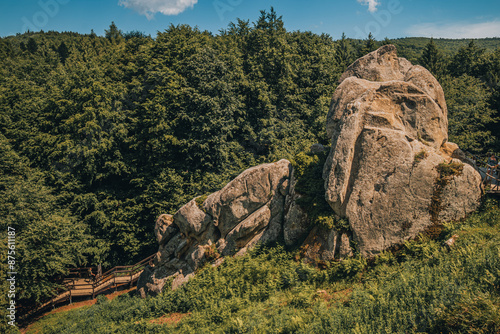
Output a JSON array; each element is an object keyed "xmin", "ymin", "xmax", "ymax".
[
  {"xmin": 292, "ymin": 150, "xmax": 351, "ymax": 233},
  {"xmin": 413, "ymin": 149, "xmax": 428, "ymax": 165},
  {"xmin": 195, "ymin": 194, "xmax": 209, "ymax": 212},
  {"xmin": 434, "ymin": 293, "xmax": 500, "ymax": 333},
  {"xmin": 329, "ymin": 255, "xmax": 367, "ymax": 280}
]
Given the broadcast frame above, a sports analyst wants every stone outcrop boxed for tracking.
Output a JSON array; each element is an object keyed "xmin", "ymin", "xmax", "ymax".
[
  {"xmin": 138, "ymin": 45, "xmax": 483, "ymax": 297},
  {"xmin": 323, "ymin": 45, "xmax": 482, "ymax": 257},
  {"xmin": 300, "ymin": 226, "xmax": 352, "ymax": 264},
  {"xmin": 137, "ymin": 160, "xmax": 292, "ymax": 297},
  {"xmin": 155, "ymin": 214, "xmax": 178, "ymax": 245}
]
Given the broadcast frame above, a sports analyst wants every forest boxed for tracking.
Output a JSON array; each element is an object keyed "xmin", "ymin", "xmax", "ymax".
[{"xmin": 0, "ymin": 8, "xmax": 499, "ymax": 319}]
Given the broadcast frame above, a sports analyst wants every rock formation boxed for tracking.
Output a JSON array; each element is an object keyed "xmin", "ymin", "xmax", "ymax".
[
  {"xmin": 137, "ymin": 159, "xmax": 292, "ymax": 297},
  {"xmin": 323, "ymin": 45, "xmax": 482, "ymax": 257},
  {"xmin": 138, "ymin": 45, "xmax": 483, "ymax": 297}
]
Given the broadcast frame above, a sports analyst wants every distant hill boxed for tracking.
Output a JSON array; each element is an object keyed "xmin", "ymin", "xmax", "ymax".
[
  {"xmin": 345, "ymin": 37, "xmax": 500, "ymax": 63},
  {"xmin": 393, "ymin": 37, "xmax": 500, "ymax": 53},
  {"xmin": 391, "ymin": 37, "xmax": 500, "ymax": 62}
]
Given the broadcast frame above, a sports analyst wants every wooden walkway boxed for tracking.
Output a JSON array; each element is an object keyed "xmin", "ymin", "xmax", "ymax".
[
  {"xmin": 462, "ymin": 151, "xmax": 499, "ymax": 195},
  {"xmin": 477, "ymin": 167, "xmax": 500, "ymax": 194},
  {"xmin": 35, "ymin": 254, "xmax": 155, "ymax": 313}
]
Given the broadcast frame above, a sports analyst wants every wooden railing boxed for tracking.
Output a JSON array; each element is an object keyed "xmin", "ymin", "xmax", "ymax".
[
  {"xmin": 462, "ymin": 151, "xmax": 499, "ymax": 194},
  {"xmin": 32, "ymin": 254, "xmax": 156, "ymax": 315},
  {"xmin": 483, "ymin": 171, "xmax": 500, "ymax": 193}
]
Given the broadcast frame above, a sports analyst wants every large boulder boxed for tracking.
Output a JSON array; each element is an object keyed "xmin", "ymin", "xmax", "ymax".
[
  {"xmin": 174, "ymin": 199, "xmax": 213, "ymax": 241},
  {"xmin": 338, "ymin": 44, "xmax": 413, "ymax": 84},
  {"xmin": 204, "ymin": 159, "xmax": 291, "ymax": 238},
  {"xmin": 154, "ymin": 214, "xmax": 178, "ymax": 246},
  {"xmin": 137, "ymin": 160, "xmax": 292, "ymax": 296},
  {"xmin": 323, "ymin": 45, "xmax": 482, "ymax": 257}
]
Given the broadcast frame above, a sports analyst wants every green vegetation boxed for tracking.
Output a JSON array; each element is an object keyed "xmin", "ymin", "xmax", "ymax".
[
  {"xmin": 419, "ymin": 38, "xmax": 445, "ymax": 78},
  {"xmin": 0, "ymin": 135, "xmax": 89, "ymax": 307},
  {"xmin": 413, "ymin": 149, "xmax": 428, "ymax": 165},
  {"xmin": 0, "ymin": 7, "xmax": 500, "ymax": 320},
  {"xmin": 1, "ymin": 9, "xmax": 340, "ymax": 309},
  {"xmin": 436, "ymin": 161, "xmax": 464, "ymax": 179},
  {"xmin": 391, "ymin": 37, "xmax": 500, "ymax": 63},
  {"xmin": 429, "ymin": 161, "xmax": 465, "ymax": 229},
  {"xmin": 291, "ymin": 150, "xmax": 348, "ymax": 232},
  {"xmin": 442, "ymin": 74, "xmax": 498, "ymax": 153},
  {"xmin": 27, "ymin": 199, "xmax": 500, "ymax": 333},
  {"xmin": 195, "ymin": 194, "xmax": 209, "ymax": 212}
]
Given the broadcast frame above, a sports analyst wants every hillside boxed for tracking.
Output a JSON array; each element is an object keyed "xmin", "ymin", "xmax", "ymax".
[
  {"xmin": 24, "ymin": 199, "xmax": 500, "ymax": 333},
  {"xmin": 0, "ymin": 8, "xmax": 500, "ymax": 331}
]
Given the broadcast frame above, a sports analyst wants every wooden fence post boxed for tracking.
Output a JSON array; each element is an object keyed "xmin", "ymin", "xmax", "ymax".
[{"xmin": 129, "ymin": 268, "xmax": 133, "ymax": 288}]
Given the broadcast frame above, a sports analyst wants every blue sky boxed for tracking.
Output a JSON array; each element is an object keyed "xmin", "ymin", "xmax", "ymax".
[{"xmin": 1, "ymin": 0, "xmax": 499, "ymax": 40}]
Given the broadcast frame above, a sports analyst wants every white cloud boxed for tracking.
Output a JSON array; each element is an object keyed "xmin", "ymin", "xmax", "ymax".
[
  {"xmin": 406, "ymin": 20, "xmax": 500, "ymax": 39},
  {"xmin": 119, "ymin": 0, "xmax": 198, "ymax": 19},
  {"xmin": 357, "ymin": 0, "xmax": 380, "ymax": 13}
]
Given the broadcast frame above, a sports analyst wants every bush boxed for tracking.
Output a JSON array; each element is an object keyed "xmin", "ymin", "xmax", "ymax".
[{"xmin": 292, "ymin": 150, "xmax": 351, "ymax": 233}]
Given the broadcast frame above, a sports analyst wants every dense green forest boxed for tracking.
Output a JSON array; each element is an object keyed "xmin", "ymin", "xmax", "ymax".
[{"xmin": 0, "ymin": 8, "xmax": 499, "ymax": 315}]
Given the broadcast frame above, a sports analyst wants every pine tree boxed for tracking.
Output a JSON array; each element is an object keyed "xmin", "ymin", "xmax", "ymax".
[
  {"xmin": 449, "ymin": 40, "xmax": 485, "ymax": 78},
  {"xmin": 359, "ymin": 32, "xmax": 377, "ymax": 57},
  {"xmin": 419, "ymin": 38, "xmax": 444, "ymax": 77},
  {"xmin": 57, "ymin": 41, "xmax": 70, "ymax": 64},
  {"xmin": 442, "ymin": 74, "xmax": 498, "ymax": 152},
  {"xmin": 105, "ymin": 22, "xmax": 123, "ymax": 43},
  {"xmin": 336, "ymin": 32, "xmax": 352, "ymax": 72},
  {"xmin": 382, "ymin": 37, "xmax": 392, "ymax": 45},
  {"xmin": 26, "ymin": 37, "xmax": 38, "ymax": 54}
]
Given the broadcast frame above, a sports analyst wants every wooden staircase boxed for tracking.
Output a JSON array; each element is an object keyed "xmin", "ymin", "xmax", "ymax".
[{"xmin": 35, "ymin": 254, "xmax": 155, "ymax": 313}]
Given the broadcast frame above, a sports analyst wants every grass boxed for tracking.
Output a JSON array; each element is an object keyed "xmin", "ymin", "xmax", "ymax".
[
  {"xmin": 195, "ymin": 194, "xmax": 209, "ymax": 213},
  {"xmin": 413, "ymin": 149, "xmax": 428, "ymax": 165},
  {"xmin": 26, "ymin": 198, "xmax": 500, "ymax": 333}
]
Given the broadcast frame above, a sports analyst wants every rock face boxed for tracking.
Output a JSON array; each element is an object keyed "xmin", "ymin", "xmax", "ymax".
[
  {"xmin": 323, "ymin": 45, "xmax": 482, "ymax": 257},
  {"xmin": 137, "ymin": 159, "xmax": 292, "ymax": 297},
  {"xmin": 300, "ymin": 226, "xmax": 352, "ymax": 264}
]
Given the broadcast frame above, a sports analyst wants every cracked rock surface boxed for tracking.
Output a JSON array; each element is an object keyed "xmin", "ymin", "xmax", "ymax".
[
  {"xmin": 137, "ymin": 160, "xmax": 292, "ymax": 297},
  {"xmin": 323, "ymin": 45, "xmax": 482, "ymax": 257}
]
